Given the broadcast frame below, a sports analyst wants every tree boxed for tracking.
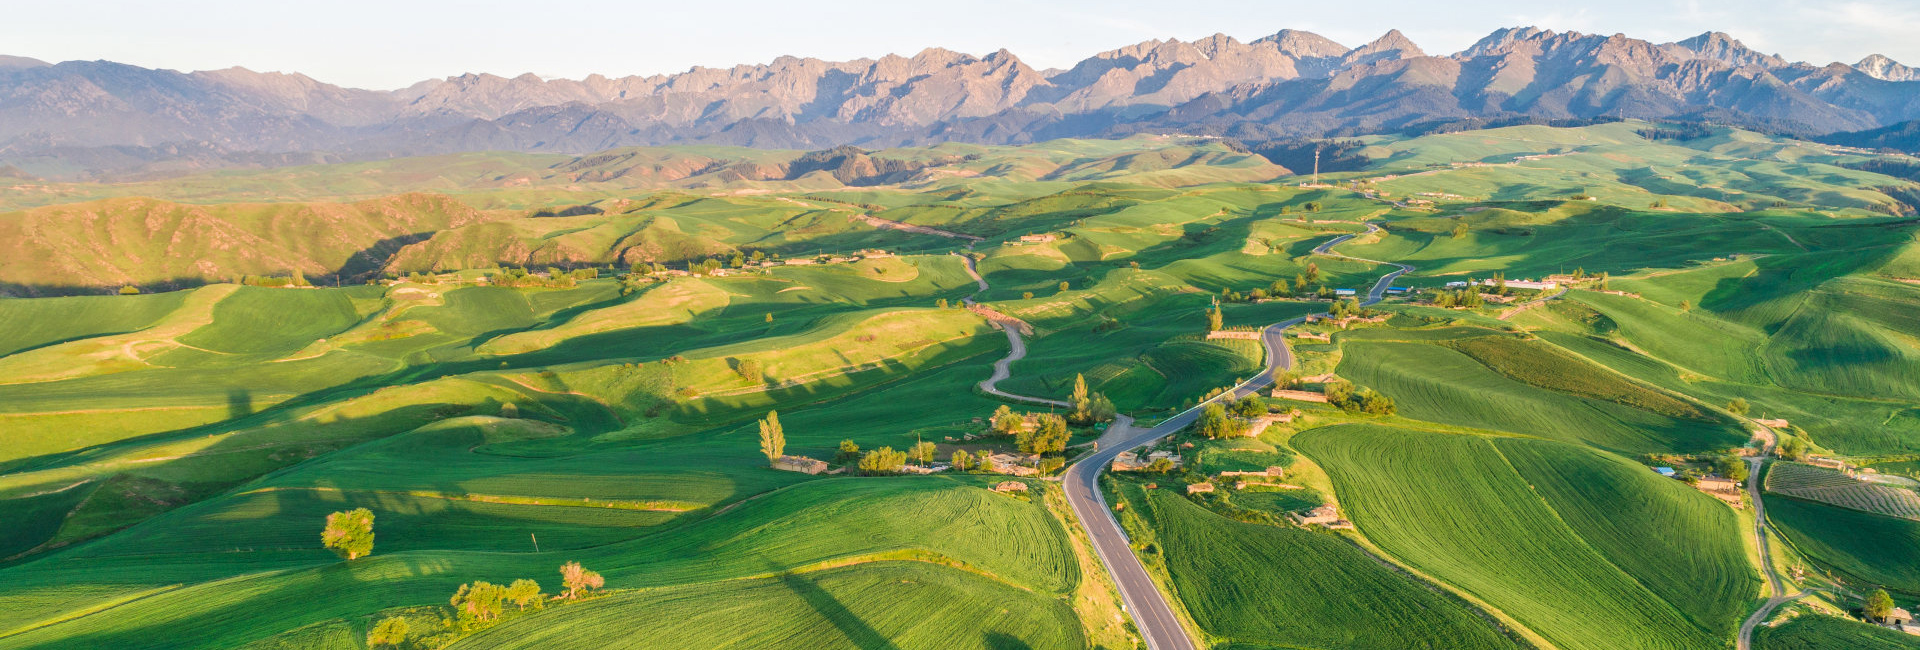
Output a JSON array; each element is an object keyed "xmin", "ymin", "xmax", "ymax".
[
  {"xmin": 1451, "ymin": 222, "xmax": 1468, "ymax": 239},
  {"xmin": 992, "ymin": 405, "xmax": 1022, "ymax": 435},
  {"xmin": 1018, "ymin": 414, "xmax": 1071, "ymax": 454},
  {"xmin": 560, "ymin": 561, "xmax": 605, "ymax": 600},
  {"xmin": 1322, "ymin": 380, "xmax": 1355, "ymax": 406},
  {"xmin": 367, "ymin": 617, "xmax": 409, "ymax": 647},
  {"xmin": 1069, "ymin": 374, "xmax": 1093, "ymax": 423},
  {"xmin": 952, "ymin": 449, "xmax": 976, "ymax": 471},
  {"xmin": 908, "ymin": 440, "xmax": 938, "ymax": 464},
  {"xmin": 735, "ymin": 358, "xmax": 761, "ymax": 383},
  {"xmin": 1727, "ymin": 398, "xmax": 1750, "ymax": 416},
  {"xmin": 1866, "ymin": 588, "xmax": 1896, "ymax": 622},
  {"xmin": 1207, "ymin": 303, "xmax": 1225, "ymax": 332},
  {"xmin": 936, "ymin": 298, "xmax": 949, "ymax": 309},
  {"xmin": 1679, "ymin": 299, "xmax": 1693, "ymax": 312},
  {"xmin": 1059, "ymin": 281, "xmax": 1070, "ymax": 292},
  {"xmin": 1022, "ymin": 291, "xmax": 1034, "ymax": 300},
  {"xmin": 1778, "ymin": 435, "xmax": 1809, "ymax": 461},
  {"xmin": 451, "ymin": 581, "xmax": 506, "ymax": 622},
  {"xmin": 758, "ymin": 411, "xmax": 784, "ymax": 464},
  {"xmin": 1088, "ymin": 393, "xmax": 1118, "ymax": 423},
  {"xmin": 505, "ymin": 578, "xmax": 544, "ymax": 611},
  {"xmin": 858, "ymin": 447, "xmax": 908, "ymax": 474},
  {"xmin": 836, "ymin": 439, "xmax": 861, "ymax": 462},
  {"xmin": 322, "ymin": 508, "xmax": 375, "ymax": 560},
  {"xmin": 1231, "ymin": 394, "xmax": 1267, "ymax": 418},
  {"xmin": 1146, "ymin": 457, "xmax": 1175, "ymax": 473},
  {"xmin": 765, "ymin": 313, "xmax": 773, "ymax": 323},
  {"xmin": 118, "ymin": 285, "xmax": 140, "ymax": 295},
  {"xmin": 1716, "ymin": 455, "xmax": 1751, "ymax": 482}
]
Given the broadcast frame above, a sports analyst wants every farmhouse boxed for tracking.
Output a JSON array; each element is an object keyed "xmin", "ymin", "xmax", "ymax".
[
  {"xmin": 1112, "ymin": 451, "xmax": 1144, "ymax": 471},
  {"xmin": 1654, "ymin": 467, "xmax": 1678, "ymax": 477},
  {"xmin": 1291, "ymin": 505, "xmax": 1350, "ymax": 528},
  {"xmin": 772, "ymin": 456, "xmax": 829, "ymax": 475},
  {"xmin": 1186, "ymin": 482, "xmax": 1215, "ymax": 495}
]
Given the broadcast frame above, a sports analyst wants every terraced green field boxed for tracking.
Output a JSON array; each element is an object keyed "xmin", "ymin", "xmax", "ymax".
[{"xmin": 1767, "ymin": 495, "xmax": 1920, "ymax": 594}]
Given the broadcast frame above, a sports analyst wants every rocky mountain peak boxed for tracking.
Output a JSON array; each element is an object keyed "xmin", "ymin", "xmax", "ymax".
[
  {"xmin": 1344, "ymin": 29, "xmax": 1425, "ymax": 66},
  {"xmin": 1674, "ymin": 31, "xmax": 1787, "ymax": 69},
  {"xmin": 1252, "ymin": 29, "xmax": 1347, "ymax": 59},
  {"xmin": 1857, "ymin": 54, "xmax": 1919, "ymax": 82}
]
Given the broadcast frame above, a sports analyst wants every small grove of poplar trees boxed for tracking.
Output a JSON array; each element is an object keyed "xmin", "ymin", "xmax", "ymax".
[{"xmin": 758, "ymin": 410, "xmax": 785, "ymax": 464}]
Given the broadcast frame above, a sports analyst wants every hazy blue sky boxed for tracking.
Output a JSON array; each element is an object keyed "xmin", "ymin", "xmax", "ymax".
[{"xmin": 8, "ymin": 0, "xmax": 1919, "ymax": 89}]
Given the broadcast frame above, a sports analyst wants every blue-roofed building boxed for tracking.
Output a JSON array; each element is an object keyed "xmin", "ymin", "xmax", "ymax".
[{"xmin": 1654, "ymin": 467, "xmax": 1677, "ymax": 477}]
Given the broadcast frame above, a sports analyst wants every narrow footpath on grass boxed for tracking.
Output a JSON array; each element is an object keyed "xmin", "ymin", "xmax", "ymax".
[
  {"xmin": 1739, "ymin": 423, "xmax": 1805, "ymax": 650},
  {"xmin": 970, "ymin": 224, "xmax": 1410, "ymax": 650}
]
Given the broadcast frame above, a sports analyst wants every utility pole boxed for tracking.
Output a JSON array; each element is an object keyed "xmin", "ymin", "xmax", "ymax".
[{"xmin": 531, "ymin": 533, "xmax": 539, "ymax": 553}]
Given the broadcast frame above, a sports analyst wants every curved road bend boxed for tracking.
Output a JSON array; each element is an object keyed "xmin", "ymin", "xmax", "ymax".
[
  {"xmin": 968, "ymin": 224, "xmax": 1406, "ymax": 650},
  {"xmin": 1738, "ymin": 426, "xmax": 1800, "ymax": 650}
]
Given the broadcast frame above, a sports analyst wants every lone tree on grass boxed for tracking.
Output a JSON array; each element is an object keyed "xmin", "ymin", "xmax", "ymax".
[
  {"xmin": 758, "ymin": 411, "xmax": 784, "ymax": 464},
  {"xmin": 836, "ymin": 439, "xmax": 861, "ymax": 462},
  {"xmin": 560, "ymin": 561, "xmax": 605, "ymax": 600},
  {"xmin": 322, "ymin": 508, "xmax": 375, "ymax": 560},
  {"xmin": 1727, "ymin": 398, "xmax": 1750, "ymax": 416},
  {"xmin": 367, "ymin": 617, "xmax": 409, "ymax": 648},
  {"xmin": 1866, "ymin": 588, "xmax": 1896, "ymax": 622}
]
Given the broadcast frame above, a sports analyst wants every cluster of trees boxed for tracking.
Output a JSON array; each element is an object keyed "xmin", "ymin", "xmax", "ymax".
[
  {"xmin": 1324, "ymin": 380, "xmax": 1396, "ymax": 415},
  {"xmin": 1068, "ymin": 375, "xmax": 1118, "ymax": 425},
  {"xmin": 490, "ymin": 266, "xmax": 587, "ymax": 288},
  {"xmin": 1328, "ymin": 298, "xmax": 1368, "ymax": 319},
  {"xmin": 1194, "ymin": 402, "xmax": 1250, "ymax": 439},
  {"xmin": 1777, "ymin": 434, "xmax": 1810, "ymax": 461},
  {"xmin": 1017, "ymin": 413, "xmax": 1072, "ymax": 455},
  {"xmin": 239, "ymin": 270, "xmax": 314, "ymax": 288},
  {"xmin": 857, "ymin": 446, "xmax": 909, "ymax": 474},
  {"xmin": 1213, "ymin": 263, "xmax": 1344, "ymax": 304},
  {"xmin": 1429, "ymin": 288, "xmax": 1486, "ymax": 308},
  {"xmin": 371, "ymin": 562, "xmax": 606, "ymax": 648}
]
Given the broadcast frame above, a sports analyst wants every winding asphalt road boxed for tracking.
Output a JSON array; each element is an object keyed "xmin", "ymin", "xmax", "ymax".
[{"xmin": 975, "ymin": 224, "xmax": 1408, "ymax": 650}]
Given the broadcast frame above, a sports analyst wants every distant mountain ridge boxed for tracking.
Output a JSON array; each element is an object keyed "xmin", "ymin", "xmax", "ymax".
[{"xmin": 6, "ymin": 26, "xmax": 1920, "ymax": 179}]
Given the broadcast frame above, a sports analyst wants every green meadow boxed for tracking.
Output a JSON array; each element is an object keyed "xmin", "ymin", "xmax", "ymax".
[{"xmin": 2, "ymin": 121, "xmax": 1918, "ymax": 648}]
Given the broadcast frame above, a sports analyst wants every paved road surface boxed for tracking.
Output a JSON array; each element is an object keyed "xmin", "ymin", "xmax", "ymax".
[
  {"xmin": 1041, "ymin": 225, "xmax": 1407, "ymax": 650},
  {"xmin": 1738, "ymin": 425, "xmax": 1800, "ymax": 650}
]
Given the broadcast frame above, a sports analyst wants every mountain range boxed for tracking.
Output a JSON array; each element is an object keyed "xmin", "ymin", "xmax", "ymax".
[{"xmin": 6, "ymin": 26, "xmax": 1920, "ymax": 179}]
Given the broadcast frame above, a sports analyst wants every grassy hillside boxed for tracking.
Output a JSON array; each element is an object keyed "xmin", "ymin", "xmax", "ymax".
[{"xmin": 1296, "ymin": 425, "xmax": 1753, "ymax": 650}]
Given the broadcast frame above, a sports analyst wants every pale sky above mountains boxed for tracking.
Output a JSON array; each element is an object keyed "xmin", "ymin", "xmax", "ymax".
[{"xmin": 11, "ymin": 0, "xmax": 1920, "ymax": 89}]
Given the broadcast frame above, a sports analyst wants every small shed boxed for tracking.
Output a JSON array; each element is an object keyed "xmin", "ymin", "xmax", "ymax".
[
  {"xmin": 772, "ymin": 456, "xmax": 829, "ymax": 475},
  {"xmin": 1889, "ymin": 607, "xmax": 1914, "ymax": 626}
]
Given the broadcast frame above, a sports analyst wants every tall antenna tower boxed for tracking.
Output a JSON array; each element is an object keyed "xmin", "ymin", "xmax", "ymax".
[{"xmin": 1312, "ymin": 147, "xmax": 1321, "ymax": 185}]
